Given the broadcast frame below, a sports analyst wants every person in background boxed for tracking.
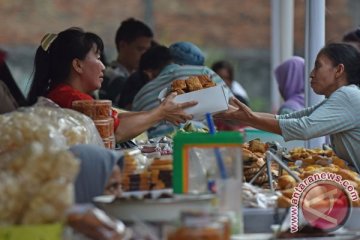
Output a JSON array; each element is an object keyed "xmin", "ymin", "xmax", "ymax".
[
  {"xmin": 99, "ymin": 18, "xmax": 153, "ymax": 105},
  {"xmin": 275, "ymin": 56, "xmax": 305, "ymax": 115},
  {"xmin": 27, "ymin": 27, "xmax": 196, "ymax": 143},
  {"xmin": 0, "ymin": 49, "xmax": 27, "ymax": 113},
  {"xmin": 211, "ymin": 60, "xmax": 249, "ymax": 106},
  {"xmin": 69, "ymin": 144, "xmax": 123, "ymax": 203},
  {"xmin": 132, "ymin": 43, "xmax": 232, "ymax": 138},
  {"xmin": 210, "ymin": 60, "xmax": 249, "ymax": 131},
  {"xmin": 342, "ymin": 26, "xmax": 360, "ymax": 50},
  {"xmin": 169, "ymin": 41, "xmax": 205, "ymax": 66},
  {"xmin": 67, "ymin": 144, "xmax": 125, "ymax": 240},
  {"xmin": 216, "ymin": 43, "xmax": 360, "ymax": 172},
  {"xmin": 117, "ymin": 40, "xmax": 159, "ymax": 110}
]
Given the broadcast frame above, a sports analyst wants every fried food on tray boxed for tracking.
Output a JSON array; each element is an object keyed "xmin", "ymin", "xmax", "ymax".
[
  {"xmin": 278, "ymin": 174, "xmax": 297, "ymax": 190},
  {"xmin": 197, "ymin": 75, "xmax": 216, "ymax": 88},
  {"xmin": 171, "ymin": 79, "xmax": 187, "ymax": 91},
  {"xmin": 185, "ymin": 76, "xmax": 203, "ymax": 92},
  {"xmin": 173, "ymin": 88, "xmax": 186, "ymax": 95},
  {"xmin": 170, "ymin": 75, "xmax": 216, "ymax": 95},
  {"xmin": 248, "ymin": 139, "xmax": 268, "ymax": 153}
]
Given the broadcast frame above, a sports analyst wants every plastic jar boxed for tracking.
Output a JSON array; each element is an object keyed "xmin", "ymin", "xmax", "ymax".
[
  {"xmin": 167, "ymin": 211, "xmax": 225, "ymax": 240},
  {"xmin": 94, "ymin": 118, "xmax": 114, "ymax": 138},
  {"xmin": 93, "ymin": 100, "xmax": 112, "ymax": 119},
  {"xmin": 72, "ymin": 100, "xmax": 112, "ymax": 119}
]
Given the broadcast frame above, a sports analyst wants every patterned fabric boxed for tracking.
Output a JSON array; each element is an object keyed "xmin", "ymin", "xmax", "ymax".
[{"xmin": 277, "ymin": 85, "xmax": 360, "ymax": 171}]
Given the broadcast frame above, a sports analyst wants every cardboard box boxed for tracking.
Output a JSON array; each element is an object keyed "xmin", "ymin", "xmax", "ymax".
[
  {"xmin": 0, "ymin": 223, "xmax": 63, "ymax": 240},
  {"xmin": 159, "ymin": 85, "xmax": 229, "ymax": 120}
]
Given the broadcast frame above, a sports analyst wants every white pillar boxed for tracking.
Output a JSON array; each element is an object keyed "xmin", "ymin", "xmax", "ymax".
[
  {"xmin": 271, "ymin": 0, "xmax": 294, "ymax": 113},
  {"xmin": 304, "ymin": 0, "xmax": 326, "ymax": 148}
]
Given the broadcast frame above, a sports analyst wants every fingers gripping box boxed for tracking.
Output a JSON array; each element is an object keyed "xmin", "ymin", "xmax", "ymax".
[{"xmin": 159, "ymin": 85, "xmax": 229, "ymax": 120}]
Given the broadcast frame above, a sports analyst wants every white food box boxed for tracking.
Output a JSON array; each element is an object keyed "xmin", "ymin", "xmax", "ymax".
[{"xmin": 159, "ymin": 85, "xmax": 229, "ymax": 120}]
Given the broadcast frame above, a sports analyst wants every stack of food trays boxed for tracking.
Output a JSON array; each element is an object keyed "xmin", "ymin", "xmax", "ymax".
[
  {"xmin": 121, "ymin": 148, "xmax": 173, "ymax": 192},
  {"xmin": 72, "ymin": 100, "xmax": 115, "ymax": 149}
]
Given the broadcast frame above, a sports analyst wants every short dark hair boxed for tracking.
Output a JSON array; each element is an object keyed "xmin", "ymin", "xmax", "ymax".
[
  {"xmin": 28, "ymin": 27, "xmax": 104, "ymax": 105},
  {"xmin": 139, "ymin": 46, "xmax": 172, "ymax": 71},
  {"xmin": 211, "ymin": 60, "xmax": 234, "ymax": 80},
  {"xmin": 319, "ymin": 42, "xmax": 360, "ymax": 86},
  {"xmin": 115, "ymin": 18, "xmax": 153, "ymax": 50},
  {"xmin": 342, "ymin": 27, "xmax": 360, "ymax": 50},
  {"xmin": 343, "ymin": 27, "xmax": 360, "ymax": 42}
]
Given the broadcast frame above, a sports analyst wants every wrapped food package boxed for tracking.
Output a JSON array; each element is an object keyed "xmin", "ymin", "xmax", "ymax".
[
  {"xmin": 0, "ymin": 104, "xmax": 103, "ymax": 154},
  {"xmin": 0, "ymin": 100, "xmax": 101, "ymax": 225},
  {"xmin": 71, "ymin": 99, "xmax": 112, "ymax": 120},
  {"xmin": 0, "ymin": 143, "xmax": 79, "ymax": 225}
]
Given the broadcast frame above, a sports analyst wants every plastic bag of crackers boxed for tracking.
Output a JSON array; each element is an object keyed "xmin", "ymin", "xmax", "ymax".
[
  {"xmin": 0, "ymin": 100, "xmax": 103, "ymax": 155},
  {"xmin": 0, "ymin": 142, "xmax": 79, "ymax": 225}
]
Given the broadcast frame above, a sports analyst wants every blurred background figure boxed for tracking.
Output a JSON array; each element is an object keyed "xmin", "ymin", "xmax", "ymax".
[
  {"xmin": 0, "ymin": 49, "xmax": 27, "ymax": 114},
  {"xmin": 132, "ymin": 42, "xmax": 209, "ymax": 113},
  {"xmin": 342, "ymin": 26, "xmax": 360, "ymax": 50},
  {"xmin": 274, "ymin": 56, "xmax": 305, "ymax": 115},
  {"xmin": 211, "ymin": 60, "xmax": 249, "ymax": 106},
  {"xmin": 117, "ymin": 40, "xmax": 160, "ymax": 110},
  {"xmin": 132, "ymin": 43, "xmax": 231, "ymax": 138},
  {"xmin": 70, "ymin": 144, "xmax": 123, "ymax": 204},
  {"xmin": 169, "ymin": 41, "xmax": 205, "ymax": 66},
  {"xmin": 99, "ymin": 18, "xmax": 153, "ymax": 105}
]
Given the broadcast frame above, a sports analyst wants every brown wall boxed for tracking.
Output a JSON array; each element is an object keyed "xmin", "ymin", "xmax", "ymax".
[
  {"xmin": 0, "ymin": 0, "xmax": 358, "ymax": 110},
  {"xmin": 0, "ymin": 0, "xmax": 356, "ymax": 50}
]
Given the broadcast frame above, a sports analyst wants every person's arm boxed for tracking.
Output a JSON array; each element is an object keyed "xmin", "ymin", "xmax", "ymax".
[
  {"xmin": 215, "ymin": 97, "xmax": 282, "ymax": 134},
  {"xmin": 115, "ymin": 92, "xmax": 197, "ymax": 142},
  {"xmin": 257, "ymin": 112, "xmax": 277, "ymax": 119}
]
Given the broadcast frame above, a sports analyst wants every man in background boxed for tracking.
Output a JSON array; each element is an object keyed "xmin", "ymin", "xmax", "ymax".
[
  {"xmin": 99, "ymin": 18, "xmax": 153, "ymax": 105},
  {"xmin": 0, "ymin": 49, "xmax": 27, "ymax": 113}
]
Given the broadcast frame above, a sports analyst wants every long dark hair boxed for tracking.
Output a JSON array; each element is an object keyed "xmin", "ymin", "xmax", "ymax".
[
  {"xmin": 27, "ymin": 27, "xmax": 104, "ymax": 105},
  {"xmin": 319, "ymin": 43, "xmax": 360, "ymax": 86}
]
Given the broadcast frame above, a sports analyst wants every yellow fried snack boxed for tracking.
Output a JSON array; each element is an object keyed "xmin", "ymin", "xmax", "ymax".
[
  {"xmin": 185, "ymin": 76, "xmax": 203, "ymax": 92},
  {"xmin": 197, "ymin": 75, "xmax": 216, "ymax": 88},
  {"xmin": 171, "ymin": 79, "xmax": 187, "ymax": 91},
  {"xmin": 278, "ymin": 174, "xmax": 297, "ymax": 190},
  {"xmin": 248, "ymin": 139, "xmax": 268, "ymax": 153}
]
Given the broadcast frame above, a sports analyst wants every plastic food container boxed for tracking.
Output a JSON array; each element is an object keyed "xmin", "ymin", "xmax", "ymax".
[
  {"xmin": 72, "ymin": 100, "xmax": 112, "ymax": 119},
  {"xmin": 167, "ymin": 211, "xmax": 225, "ymax": 240},
  {"xmin": 102, "ymin": 135, "xmax": 115, "ymax": 149},
  {"xmin": 94, "ymin": 118, "xmax": 114, "ymax": 138}
]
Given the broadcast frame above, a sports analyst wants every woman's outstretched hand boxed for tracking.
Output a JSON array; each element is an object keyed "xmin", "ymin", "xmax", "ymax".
[
  {"xmin": 214, "ymin": 97, "xmax": 254, "ymax": 123},
  {"xmin": 158, "ymin": 92, "xmax": 198, "ymax": 125}
]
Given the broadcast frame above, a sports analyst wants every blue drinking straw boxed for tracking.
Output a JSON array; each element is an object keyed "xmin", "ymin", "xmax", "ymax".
[{"xmin": 205, "ymin": 113, "xmax": 227, "ymax": 179}]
